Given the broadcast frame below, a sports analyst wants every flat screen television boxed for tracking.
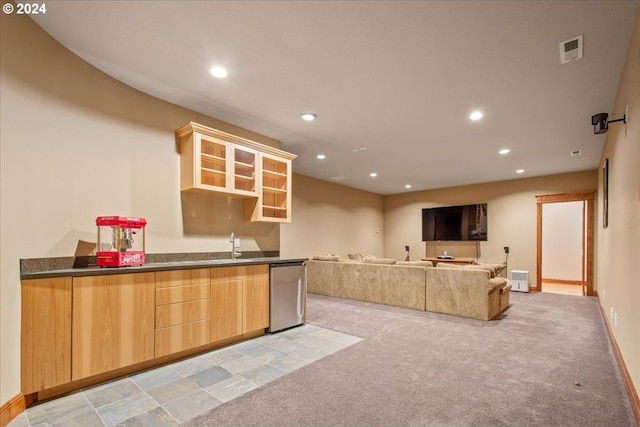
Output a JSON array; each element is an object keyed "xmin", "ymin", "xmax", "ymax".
[{"xmin": 422, "ymin": 203, "xmax": 488, "ymax": 241}]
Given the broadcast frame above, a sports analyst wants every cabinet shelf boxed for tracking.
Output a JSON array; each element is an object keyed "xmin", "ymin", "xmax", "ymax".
[
  {"xmin": 201, "ymin": 153, "xmax": 225, "ymax": 162},
  {"xmin": 234, "ymin": 161, "xmax": 255, "ymax": 170},
  {"xmin": 262, "ymin": 169, "xmax": 287, "ymax": 178},
  {"xmin": 263, "ymin": 186, "xmax": 287, "ymax": 194},
  {"xmin": 202, "ymin": 167, "xmax": 225, "ymax": 175},
  {"xmin": 262, "ymin": 205, "xmax": 287, "ymax": 211},
  {"xmin": 235, "ymin": 174, "xmax": 255, "ymax": 181}
]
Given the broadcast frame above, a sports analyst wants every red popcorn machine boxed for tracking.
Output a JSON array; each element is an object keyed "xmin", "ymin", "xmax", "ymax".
[{"xmin": 96, "ymin": 216, "xmax": 147, "ymax": 267}]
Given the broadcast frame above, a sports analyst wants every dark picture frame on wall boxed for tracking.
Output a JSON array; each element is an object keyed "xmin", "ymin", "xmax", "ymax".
[{"xmin": 603, "ymin": 158, "xmax": 609, "ymax": 228}]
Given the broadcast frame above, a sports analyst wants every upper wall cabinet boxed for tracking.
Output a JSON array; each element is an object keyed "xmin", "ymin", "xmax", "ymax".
[{"xmin": 176, "ymin": 122, "xmax": 296, "ymax": 223}]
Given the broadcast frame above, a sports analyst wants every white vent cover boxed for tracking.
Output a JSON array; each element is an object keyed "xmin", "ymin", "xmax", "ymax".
[{"xmin": 559, "ymin": 35, "xmax": 583, "ymax": 64}]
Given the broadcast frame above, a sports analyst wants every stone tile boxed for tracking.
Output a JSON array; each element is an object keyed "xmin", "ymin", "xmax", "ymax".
[
  {"xmin": 6, "ymin": 413, "xmax": 29, "ymax": 427},
  {"xmin": 187, "ymin": 366, "xmax": 233, "ymax": 388},
  {"xmin": 285, "ymin": 345, "xmax": 328, "ymax": 362},
  {"xmin": 204, "ymin": 375, "xmax": 259, "ymax": 403},
  {"xmin": 255, "ymin": 334, "xmax": 292, "ymax": 349},
  {"xmin": 161, "ymin": 390, "xmax": 222, "ymax": 423},
  {"xmin": 15, "ymin": 325, "xmax": 363, "ymax": 427},
  {"xmin": 95, "ymin": 392, "xmax": 159, "ymax": 426},
  {"xmin": 220, "ymin": 354, "xmax": 266, "ymax": 374},
  {"xmin": 267, "ymin": 354, "xmax": 309, "ymax": 373},
  {"xmin": 235, "ymin": 342, "xmax": 288, "ymax": 363},
  {"xmin": 265, "ymin": 338, "xmax": 310, "ymax": 354},
  {"xmin": 130, "ymin": 366, "xmax": 182, "ymax": 392},
  {"xmin": 84, "ymin": 378, "xmax": 143, "ymax": 409},
  {"xmin": 49, "ymin": 409, "xmax": 105, "ymax": 427},
  {"xmin": 27, "ymin": 392, "xmax": 93, "ymax": 426},
  {"xmin": 239, "ymin": 364, "xmax": 286, "ymax": 386},
  {"xmin": 169, "ymin": 355, "xmax": 215, "ymax": 378},
  {"xmin": 199, "ymin": 348, "xmax": 244, "ymax": 366},
  {"xmin": 114, "ymin": 406, "xmax": 178, "ymax": 427},
  {"xmin": 146, "ymin": 378, "xmax": 201, "ymax": 405}
]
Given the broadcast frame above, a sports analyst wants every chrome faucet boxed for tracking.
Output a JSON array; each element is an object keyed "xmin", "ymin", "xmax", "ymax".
[{"xmin": 230, "ymin": 233, "xmax": 242, "ymax": 260}]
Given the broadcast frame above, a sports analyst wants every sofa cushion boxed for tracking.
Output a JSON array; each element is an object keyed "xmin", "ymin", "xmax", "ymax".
[
  {"xmin": 474, "ymin": 261, "xmax": 506, "ymax": 276},
  {"xmin": 364, "ymin": 258, "xmax": 397, "ymax": 265},
  {"xmin": 312, "ymin": 255, "xmax": 340, "ymax": 261},
  {"xmin": 348, "ymin": 253, "xmax": 364, "ymax": 262},
  {"xmin": 464, "ymin": 264, "xmax": 496, "ymax": 277},
  {"xmin": 396, "ymin": 260, "xmax": 433, "ymax": 267}
]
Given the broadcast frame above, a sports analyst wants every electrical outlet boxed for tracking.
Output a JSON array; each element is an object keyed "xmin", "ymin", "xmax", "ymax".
[
  {"xmin": 610, "ymin": 307, "xmax": 614, "ymax": 319},
  {"xmin": 614, "ymin": 312, "xmax": 618, "ymax": 326},
  {"xmin": 504, "ymin": 246, "xmax": 510, "ymax": 254}
]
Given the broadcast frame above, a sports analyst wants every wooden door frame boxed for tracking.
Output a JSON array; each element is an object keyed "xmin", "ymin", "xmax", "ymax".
[{"xmin": 535, "ymin": 192, "xmax": 595, "ymax": 296}]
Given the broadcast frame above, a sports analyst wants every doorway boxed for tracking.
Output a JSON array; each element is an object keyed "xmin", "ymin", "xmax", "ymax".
[{"xmin": 535, "ymin": 192, "xmax": 595, "ymax": 296}]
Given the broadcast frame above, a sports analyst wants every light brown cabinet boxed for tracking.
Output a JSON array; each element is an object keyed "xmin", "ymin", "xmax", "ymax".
[
  {"xmin": 210, "ymin": 265, "xmax": 269, "ymax": 341},
  {"xmin": 244, "ymin": 153, "xmax": 292, "ymax": 222},
  {"xmin": 155, "ymin": 268, "xmax": 211, "ymax": 357},
  {"xmin": 21, "ymin": 277, "xmax": 72, "ymax": 394},
  {"xmin": 242, "ymin": 266, "xmax": 270, "ymax": 332},
  {"xmin": 20, "ymin": 262, "xmax": 272, "ymax": 397},
  {"xmin": 176, "ymin": 122, "xmax": 295, "ymax": 223},
  {"xmin": 72, "ymin": 273, "xmax": 155, "ymax": 381}
]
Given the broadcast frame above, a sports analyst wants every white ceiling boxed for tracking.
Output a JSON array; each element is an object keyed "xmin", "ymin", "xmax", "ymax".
[{"xmin": 28, "ymin": 1, "xmax": 638, "ymax": 195}]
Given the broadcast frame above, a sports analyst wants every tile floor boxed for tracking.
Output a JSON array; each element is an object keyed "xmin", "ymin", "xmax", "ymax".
[{"xmin": 9, "ymin": 324, "xmax": 362, "ymax": 427}]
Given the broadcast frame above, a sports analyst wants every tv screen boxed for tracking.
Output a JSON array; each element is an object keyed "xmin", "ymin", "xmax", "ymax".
[{"xmin": 422, "ymin": 204, "xmax": 487, "ymax": 241}]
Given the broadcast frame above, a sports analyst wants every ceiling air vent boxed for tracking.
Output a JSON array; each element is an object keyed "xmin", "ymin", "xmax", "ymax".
[{"xmin": 559, "ymin": 35, "xmax": 583, "ymax": 64}]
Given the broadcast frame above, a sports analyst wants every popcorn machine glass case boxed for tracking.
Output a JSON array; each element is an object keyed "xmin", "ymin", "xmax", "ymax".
[{"xmin": 96, "ymin": 216, "xmax": 147, "ymax": 267}]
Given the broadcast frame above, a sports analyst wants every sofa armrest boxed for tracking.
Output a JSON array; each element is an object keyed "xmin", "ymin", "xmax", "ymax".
[{"xmin": 426, "ymin": 267, "xmax": 501, "ymax": 320}]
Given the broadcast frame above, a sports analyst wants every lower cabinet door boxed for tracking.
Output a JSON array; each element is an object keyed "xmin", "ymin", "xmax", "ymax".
[
  {"xmin": 243, "ymin": 270, "xmax": 269, "ymax": 333},
  {"xmin": 72, "ymin": 273, "xmax": 155, "ymax": 380},
  {"xmin": 155, "ymin": 320, "xmax": 211, "ymax": 357},
  {"xmin": 21, "ymin": 277, "xmax": 72, "ymax": 393},
  {"xmin": 210, "ymin": 280, "xmax": 243, "ymax": 342}
]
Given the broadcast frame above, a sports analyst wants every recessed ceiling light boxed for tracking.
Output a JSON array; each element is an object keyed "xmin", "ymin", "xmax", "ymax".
[
  {"xmin": 317, "ymin": 154, "xmax": 326, "ymax": 160},
  {"xmin": 469, "ymin": 111, "xmax": 484, "ymax": 121},
  {"xmin": 404, "ymin": 184, "xmax": 412, "ymax": 189},
  {"xmin": 369, "ymin": 172, "xmax": 377, "ymax": 178},
  {"xmin": 210, "ymin": 66, "xmax": 228, "ymax": 78},
  {"xmin": 499, "ymin": 149, "xmax": 511, "ymax": 155},
  {"xmin": 301, "ymin": 113, "xmax": 317, "ymax": 121},
  {"xmin": 516, "ymin": 169, "xmax": 525, "ymax": 174}
]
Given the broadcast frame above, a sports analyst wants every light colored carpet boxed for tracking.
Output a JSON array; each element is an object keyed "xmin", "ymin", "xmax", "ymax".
[{"xmin": 181, "ymin": 292, "xmax": 636, "ymax": 427}]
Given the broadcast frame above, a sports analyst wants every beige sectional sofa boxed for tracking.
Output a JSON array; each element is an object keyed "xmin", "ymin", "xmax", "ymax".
[{"xmin": 307, "ymin": 256, "xmax": 510, "ymax": 321}]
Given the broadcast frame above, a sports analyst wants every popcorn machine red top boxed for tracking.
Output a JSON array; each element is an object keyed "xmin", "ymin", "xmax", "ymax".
[{"xmin": 96, "ymin": 216, "xmax": 147, "ymax": 267}]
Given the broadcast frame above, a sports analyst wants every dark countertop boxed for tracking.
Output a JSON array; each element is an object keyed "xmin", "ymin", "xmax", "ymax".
[{"xmin": 20, "ymin": 257, "xmax": 308, "ymax": 280}]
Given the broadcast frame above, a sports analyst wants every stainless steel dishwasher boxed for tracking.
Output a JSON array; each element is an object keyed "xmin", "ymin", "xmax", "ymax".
[{"xmin": 269, "ymin": 261, "xmax": 306, "ymax": 333}]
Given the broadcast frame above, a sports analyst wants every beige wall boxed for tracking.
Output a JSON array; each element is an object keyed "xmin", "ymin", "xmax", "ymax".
[
  {"xmin": 383, "ymin": 171, "xmax": 597, "ymax": 282},
  {"xmin": 596, "ymin": 7, "xmax": 640, "ymax": 399},
  {"xmin": 281, "ymin": 174, "xmax": 384, "ymax": 259},
  {"xmin": 0, "ymin": 14, "xmax": 283, "ymax": 403}
]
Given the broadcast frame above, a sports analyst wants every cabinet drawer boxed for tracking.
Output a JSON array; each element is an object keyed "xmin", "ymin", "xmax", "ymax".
[
  {"xmin": 156, "ymin": 283, "xmax": 210, "ymax": 305},
  {"xmin": 156, "ymin": 268, "xmax": 209, "ymax": 288},
  {"xmin": 155, "ymin": 320, "xmax": 210, "ymax": 358},
  {"xmin": 156, "ymin": 299, "xmax": 210, "ymax": 329}
]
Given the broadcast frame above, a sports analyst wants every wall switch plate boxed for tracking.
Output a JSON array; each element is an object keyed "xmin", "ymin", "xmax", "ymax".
[
  {"xmin": 610, "ymin": 307, "xmax": 614, "ymax": 319},
  {"xmin": 614, "ymin": 312, "xmax": 618, "ymax": 326}
]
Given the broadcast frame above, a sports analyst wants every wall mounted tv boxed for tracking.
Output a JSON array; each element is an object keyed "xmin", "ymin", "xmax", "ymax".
[{"xmin": 422, "ymin": 203, "xmax": 488, "ymax": 241}]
